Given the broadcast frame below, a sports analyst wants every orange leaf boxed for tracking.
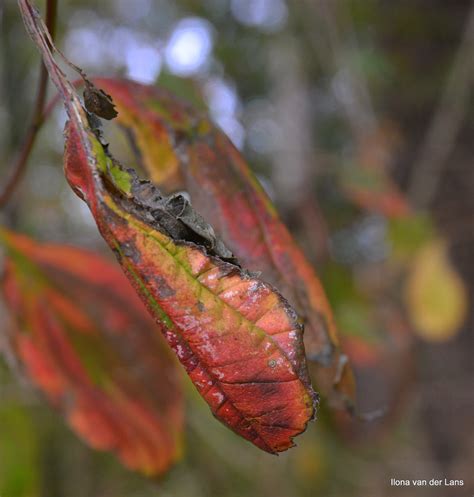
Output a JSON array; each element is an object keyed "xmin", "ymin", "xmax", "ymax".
[{"xmin": 0, "ymin": 228, "xmax": 183, "ymax": 475}]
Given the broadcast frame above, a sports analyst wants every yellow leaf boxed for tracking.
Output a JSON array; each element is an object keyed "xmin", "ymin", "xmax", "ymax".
[{"xmin": 405, "ymin": 240, "xmax": 468, "ymax": 341}]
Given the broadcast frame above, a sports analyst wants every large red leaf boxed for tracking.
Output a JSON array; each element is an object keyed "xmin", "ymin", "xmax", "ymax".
[
  {"xmin": 90, "ymin": 77, "xmax": 355, "ymax": 409},
  {"xmin": 19, "ymin": 0, "xmax": 316, "ymax": 452},
  {"xmin": 0, "ymin": 228, "xmax": 183, "ymax": 475}
]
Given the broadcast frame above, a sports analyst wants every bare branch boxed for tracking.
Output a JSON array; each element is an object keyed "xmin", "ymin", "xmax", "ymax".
[{"xmin": 0, "ymin": 0, "xmax": 57, "ymax": 208}]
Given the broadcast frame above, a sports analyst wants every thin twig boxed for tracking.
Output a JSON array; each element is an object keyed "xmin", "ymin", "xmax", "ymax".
[
  {"xmin": 0, "ymin": 0, "xmax": 57, "ymax": 208},
  {"xmin": 408, "ymin": 1, "xmax": 474, "ymax": 210}
]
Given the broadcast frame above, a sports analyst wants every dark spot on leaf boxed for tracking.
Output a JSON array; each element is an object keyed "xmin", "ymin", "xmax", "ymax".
[
  {"xmin": 196, "ymin": 301, "xmax": 205, "ymax": 312},
  {"xmin": 154, "ymin": 275, "xmax": 176, "ymax": 299},
  {"xmin": 121, "ymin": 241, "xmax": 142, "ymax": 264},
  {"xmin": 257, "ymin": 383, "xmax": 280, "ymax": 398}
]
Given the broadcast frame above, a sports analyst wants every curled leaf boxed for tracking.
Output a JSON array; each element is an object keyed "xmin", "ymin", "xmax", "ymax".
[
  {"xmin": 0, "ymin": 228, "xmax": 183, "ymax": 475},
  {"xmin": 91, "ymin": 77, "xmax": 355, "ymax": 409},
  {"xmin": 19, "ymin": 0, "xmax": 316, "ymax": 452},
  {"xmin": 83, "ymin": 82, "xmax": 118, "ymax": 120}
]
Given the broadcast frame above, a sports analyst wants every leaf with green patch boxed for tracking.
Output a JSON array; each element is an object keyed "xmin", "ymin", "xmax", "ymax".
[
  {"xmin": 90, "ymin": 77, "xmax": 355, "ymax": 410},
  {"xmin": 18, "ymin": 0, "xmax": 317, "ymax": 453}
]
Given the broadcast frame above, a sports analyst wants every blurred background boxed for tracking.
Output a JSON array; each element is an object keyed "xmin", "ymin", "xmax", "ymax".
[{"xmin": 0, "ymin": 0, "xmax": 473, "ymax": 496}]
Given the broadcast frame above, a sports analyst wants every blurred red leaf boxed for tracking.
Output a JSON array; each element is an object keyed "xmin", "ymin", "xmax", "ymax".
[
  {"xmin": 339, "ymin": 166, "xmax": 409, "ymax": 218},
  {"xmin": 19, "ymin": 0, "xmax": 316, "ymax": 453},
  {"xmin": 92, "ymin": 77, "xmax": 355, "ymax": 409},
  {"xmin": 0, "ymin": 228, "xmax": 184, "ymax": 475},
  {"xmin": 339, "ymin": 123, "xmax": 410, "ymax": 218}
]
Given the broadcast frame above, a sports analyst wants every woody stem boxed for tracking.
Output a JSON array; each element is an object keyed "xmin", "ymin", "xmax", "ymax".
[{"xmin": 0, "ymin": 0, "xmax": 57, "ymax": 208}]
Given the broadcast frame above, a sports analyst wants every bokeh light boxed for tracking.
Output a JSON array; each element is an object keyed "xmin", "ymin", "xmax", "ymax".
[
  {"xmin": 231, "ymin": 0, "xmax": 288, "ymax": 32},
  {"xmin": 164, "ymin": 17, "xmax": 213, "ymax": 76}
]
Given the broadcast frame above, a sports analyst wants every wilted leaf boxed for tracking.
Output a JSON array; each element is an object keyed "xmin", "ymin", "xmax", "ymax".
[
  {"xmin": 90, "ymin": 77, "xmax": 355, "ymax": 410},
  {"xmin": 0, "ymin": 228, "xmax": 183, "ymax": 475},
  {"xmin": 405, "ymin": 239, "xmax": 468, "ymax": 341},
  {"xmin": 19, "ymin": 0, "xmax": 316, "ymax": 453},
  {"xmin": 83, "ymin": 82, "xmax": 118, "ymax": 120}
]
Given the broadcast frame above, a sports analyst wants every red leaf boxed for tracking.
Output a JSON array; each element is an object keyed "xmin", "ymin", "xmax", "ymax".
[
  {"xmin": 0, "ymin": 228, "xmax": 184, "ymax": 475},
  {"xmin": 91, "ymin": 77, "xmax": 355, "ymax": 409},
  {"xmin": 339, "ymin": 123, "xmax": 410, "ymax": 218},
  {"xmin": 339, "ymin": 166, "xmax": 410, "ymax": 218},
  {"xmin": 18, "ymin": 0, "xmax": 317, "ymax": 452}
]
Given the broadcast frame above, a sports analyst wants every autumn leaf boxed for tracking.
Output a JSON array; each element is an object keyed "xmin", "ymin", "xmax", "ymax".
[
  {"xmin": 19, "ymin": 0, "xmax": 316, "ymax": 453},
  {"xmin": 90, "ymin": 77, "xmax": 355, "ymax": 410},
  {"xmin": 339, "ymin": 165, "xmax": 410, "ymax": 219},
  {"xmin": 339, "ymin": 122, "xmax": 410, "ymax": 219},
  {"xmin": 405, "ymin": 239, "xmax": 468, "ymax": 341},
  {"xmin": 0, "ymin": 228, "xmax": 184, "ymax": 475}
]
